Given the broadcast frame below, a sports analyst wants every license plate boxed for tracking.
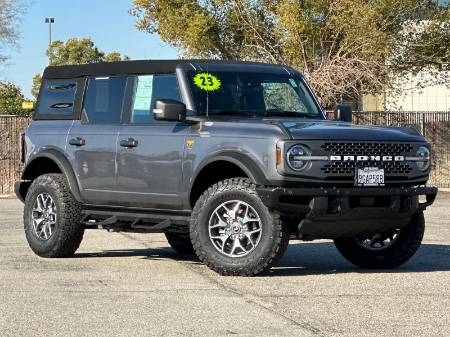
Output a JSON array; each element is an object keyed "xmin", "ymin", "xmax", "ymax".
[{"xmin": 355, "ymin": 167, "xmax": 385, "ymax": 186}]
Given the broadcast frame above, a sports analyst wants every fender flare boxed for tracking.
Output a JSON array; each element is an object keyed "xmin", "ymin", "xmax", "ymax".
[
  {"xmin": 22, "ymin": 149, "xmax": 83, "ymax": 202},
  {"xmin": 189, "ymin": 151, "xmax": 269, "ymax": 195}
]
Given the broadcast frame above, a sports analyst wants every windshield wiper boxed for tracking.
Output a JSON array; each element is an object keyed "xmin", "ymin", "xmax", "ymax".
[
  {"xmin": 264, "ymin": 111, "xmax": 319, "ymax": 118},
  {"xmin": 207, "ymin": 110, "xmax": 256, "ymax": 117}
]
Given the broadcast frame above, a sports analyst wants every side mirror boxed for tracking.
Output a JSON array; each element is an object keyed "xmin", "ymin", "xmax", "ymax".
[
  {"xmin": 153, "ymin": 99, "xmax": 186, "ymax": 122},
  {"xmin": 335, "ymin": 104, "xmax": 352, "ymax": 123}
]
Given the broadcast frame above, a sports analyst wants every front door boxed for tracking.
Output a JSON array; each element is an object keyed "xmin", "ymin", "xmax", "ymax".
[
  {"xmin": 67, "ymin": 76, "xmax": 127, "ymax": 205},
  {"xmin": 115, "ymin": 74, "xmax": 188, "ymax": 209}
]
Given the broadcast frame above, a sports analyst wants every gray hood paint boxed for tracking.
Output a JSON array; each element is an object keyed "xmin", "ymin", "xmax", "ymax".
[{"xmin": 279, "ymin": 120, "xmax": 425, "ymax": 142}]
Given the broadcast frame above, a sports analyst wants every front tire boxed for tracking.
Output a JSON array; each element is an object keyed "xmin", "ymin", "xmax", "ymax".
[
  {"xmin": 334, "ymin": 211, "xmax": 425, "ymax": 269},
  {"xmin": 190, "ymin": 178, "xmax": 289, "ymax": 276},
  {"xmin": 24, "ymin": 174, "xmax": 84, "ymax": 258}
]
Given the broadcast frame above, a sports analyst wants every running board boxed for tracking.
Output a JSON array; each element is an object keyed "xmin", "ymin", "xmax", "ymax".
[{"xmin": 81, "ymin": 208, "xmax": 191, "ymax": 233}]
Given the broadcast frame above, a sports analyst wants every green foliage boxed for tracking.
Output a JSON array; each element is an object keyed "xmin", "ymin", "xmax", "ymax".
[
  {"xmin": 131, "ymin": 0, "xmax": 450, "ymax": 107},
  {"xmin": 32, "ymin": 38, "xmax": 130, "ymax": 98},
  {"xmin": 0, "ymin": 82, "xmax": 27, "ymax": 116},
  {"xmin": 46, "ymin": 38, "xmax": 104, "ymax": 66},
  {"xmin": 31, "ymin": 74, "xmax": 42, "ymax": 100},
  {"xmin": 104, "ymin": 52, "xmax": 131, "ymax": 62}
]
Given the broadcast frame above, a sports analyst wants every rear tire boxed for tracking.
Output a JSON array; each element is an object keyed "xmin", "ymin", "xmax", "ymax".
[
  {"xmin": 334, "ymin": 211, "xmax": 425, "ymax": 269},
  {"xmin": 165, "ymin": 232, "xmax": 194, "ymax": 254},
  {"xmin": 24, "ymin": 174, "xmax": 84, "ymax": 258},
  {"xmin": 190, "ymin": 178, "xmax": 289, "ymax": 276}
]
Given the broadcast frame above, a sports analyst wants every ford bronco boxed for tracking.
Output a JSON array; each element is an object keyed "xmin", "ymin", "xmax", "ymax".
[{"xmin": 15, "ymin": 60, "xmax": 437, "ymax": 276}]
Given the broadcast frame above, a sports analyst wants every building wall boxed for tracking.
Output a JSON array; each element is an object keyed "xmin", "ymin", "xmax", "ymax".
[
  {"xmin": 385, "ymin": 70, "xmax": 450, "ymax": 112},
  {"xmin": 361, "ymin": 93, "xmax": 385, "ymax": 111}
]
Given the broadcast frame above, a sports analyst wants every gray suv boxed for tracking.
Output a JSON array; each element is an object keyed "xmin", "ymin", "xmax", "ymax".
[{"xmin": 15, "ymin": 60, "xmax": 437, "ymax": 276}]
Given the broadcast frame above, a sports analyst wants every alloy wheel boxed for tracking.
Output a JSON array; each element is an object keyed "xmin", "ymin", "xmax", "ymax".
[
  {"xmin": 208, "ymin": 200, "xmax": 262, "ymax": 257},
  {"xmin": 355, "ymin": 230, "xmax": 401, "ymax": 251},
  {"xmin": 31, "ymin": 192, "xmax": 57, "ymax": 241}
]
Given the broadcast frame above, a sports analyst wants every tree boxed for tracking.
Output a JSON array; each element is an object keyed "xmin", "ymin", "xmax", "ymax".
[
  {"xmin": 0, "ymin": 0, "xmax": 25, "ymax": 63},
  {"xmin": 130, "ymin": 0, "xmax": 450, "ymax": 108},
  {"xmin": 0, "ymin": 81, "xmax": 26, "ymax": 115},
  {"xmin": 32, "ymin": 38, "xmax": 130, "ymax": 98}
]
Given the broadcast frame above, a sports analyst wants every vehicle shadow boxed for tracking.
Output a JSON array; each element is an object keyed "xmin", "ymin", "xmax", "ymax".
[
  {"xmin": 266, "ymin": 241, "xmax": 450, "ymax": 277},
  {"xmin": 73, "ymin": 246, "xmax": 199, "ymax": 262},
  {"xmin": 73, "ymin": 241, "xmax": 450, "ymax": 276}
]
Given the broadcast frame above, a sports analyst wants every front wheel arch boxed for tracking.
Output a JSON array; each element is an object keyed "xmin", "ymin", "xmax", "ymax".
[{"xmin": 189, "ymin": 153, "xmax": 269, "ymax": 208}]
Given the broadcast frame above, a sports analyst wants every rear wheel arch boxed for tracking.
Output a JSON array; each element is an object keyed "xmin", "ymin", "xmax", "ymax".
[{"xmin": 21, "ymin": 150, "xmax": 82, "ymax": 202}]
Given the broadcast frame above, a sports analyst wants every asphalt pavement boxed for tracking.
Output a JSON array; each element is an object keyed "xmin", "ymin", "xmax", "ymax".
[{"xmin": 0, "ymin": 194, "xmax": 449, "ymax": 337}]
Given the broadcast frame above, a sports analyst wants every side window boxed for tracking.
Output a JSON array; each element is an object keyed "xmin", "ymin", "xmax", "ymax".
[
  {"xmin": 82, "ymin": 76, "xmax": 127, "ymax": 124},
  {"xmin": 130, "ymin": 74, "xmax": 181, "ymax": 124},
  {"xmin": 37, "ymin": 80, "xmax": 77, "ymax": 116}
]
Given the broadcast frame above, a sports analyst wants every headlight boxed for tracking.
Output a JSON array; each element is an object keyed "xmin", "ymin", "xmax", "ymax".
[
  {"xmin": 287, "ymin": 145, "xmax": 310, "ymax": 171},
  {"xmin": 416, "ymin": 146, "xmax": 430, "ymax": 171}
]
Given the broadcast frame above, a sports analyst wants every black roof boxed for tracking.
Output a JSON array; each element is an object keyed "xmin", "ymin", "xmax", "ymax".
[{"xmin": 42, "ymin": 59, "xmax": 295, "ymax": 80}]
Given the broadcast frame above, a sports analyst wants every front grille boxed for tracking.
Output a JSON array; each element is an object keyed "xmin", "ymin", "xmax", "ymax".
[
  {"xmin": 321, "ymin": 142, "xmax": 413, "ymax": 156},
  {"xmin": 322, "ymin": 161, "xmax": 412, "ymax": 175},
  {"xmin": 320, "ymin": 142, "xmax": 414, "ymax": 177}
]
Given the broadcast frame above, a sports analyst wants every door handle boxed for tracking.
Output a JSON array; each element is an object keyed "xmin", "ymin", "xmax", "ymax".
[
  {"xmin": 69, "ymin": 137, "xmax": 85, "ymax": 146},
  {"xmin": 120, "ymin": 138, "xmax": 138, "ymax": 148}
]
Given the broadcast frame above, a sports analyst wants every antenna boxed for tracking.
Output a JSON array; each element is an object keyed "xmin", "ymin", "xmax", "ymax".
[{"xmin": 206, "ymin": 63, "xmax": 209, "ymax": 118}]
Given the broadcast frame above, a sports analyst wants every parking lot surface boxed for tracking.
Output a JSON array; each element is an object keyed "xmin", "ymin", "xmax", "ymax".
[{"xmin": 0, "ymin": 194, "xmax": 449, "ymax": 337}]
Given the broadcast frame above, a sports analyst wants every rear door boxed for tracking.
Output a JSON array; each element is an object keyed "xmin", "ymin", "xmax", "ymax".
[
  {"xmin": 115, "ymin": 74, "xmax": 189, "ymax": 209},
  {"xmin": 66, "ymin": 76, "xmax": 127, "ymax": 205}
]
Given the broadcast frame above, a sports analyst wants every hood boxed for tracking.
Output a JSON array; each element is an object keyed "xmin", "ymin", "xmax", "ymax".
[{"xmin": 279, "ymin": 120, "xmax": 426, "ymax": 142}]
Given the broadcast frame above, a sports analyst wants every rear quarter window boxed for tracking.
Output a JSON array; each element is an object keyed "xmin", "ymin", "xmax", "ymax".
[{"xmin": 35, "ymin": 78, "xmax": 84, "ymax": 120}]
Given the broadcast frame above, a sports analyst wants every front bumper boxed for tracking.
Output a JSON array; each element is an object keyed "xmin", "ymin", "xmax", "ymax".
[
  {"xmin": 256, "ymin": 186, "xmax": 438, "ymax": 240},
  {"xmin": 257, "ymin": 186, "xmax": 437, "ymax": 212}
]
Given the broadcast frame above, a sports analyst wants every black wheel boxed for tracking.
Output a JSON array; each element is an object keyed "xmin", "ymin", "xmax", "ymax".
[
  {"xmin": 334, "ymin": 211, "xmax": 425, "ymax": 269},
  {"xmin": 190, "ymin": 178, "xmax": 289, "ymax": 276},
  {"xmin": 24, "ymin": 174, "xmax": 84, "ymax": 258},
  {"xmin": 165, "ymin": 232, "xmax": 194, "ymax": 254}
]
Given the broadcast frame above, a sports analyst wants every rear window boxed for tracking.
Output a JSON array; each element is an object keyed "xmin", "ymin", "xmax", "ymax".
[
  {"xmin": 82, "ymin": 76, "xmax": 127, "ymax": 124},
  {"xmin": 37, "ymin": 80, "xmax": 78, "ymax": 116}
]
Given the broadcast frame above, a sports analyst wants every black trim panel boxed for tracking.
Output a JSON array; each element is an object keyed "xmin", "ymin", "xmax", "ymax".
[{"xmin": 33, "ymin": 77, "xmax": 87, "ymax": 120}]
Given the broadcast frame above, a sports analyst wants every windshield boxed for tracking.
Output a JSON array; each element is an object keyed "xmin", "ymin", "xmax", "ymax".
[{"xmin": 187, "ymin": 70, "xmax": 323, "ymax": 118}]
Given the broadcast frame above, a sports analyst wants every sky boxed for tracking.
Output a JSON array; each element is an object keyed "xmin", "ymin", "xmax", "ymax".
[{"xmin": 0, "ymin": 0, "xmax": 178, "ymax": 98}]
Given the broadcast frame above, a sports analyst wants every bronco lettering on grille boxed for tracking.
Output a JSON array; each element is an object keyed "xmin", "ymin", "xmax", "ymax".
[{"xmin": 330, "ymin": 155, "xmax": 405, "ymax": 162}]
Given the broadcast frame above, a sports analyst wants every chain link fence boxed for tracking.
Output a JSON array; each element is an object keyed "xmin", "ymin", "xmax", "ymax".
[{"xmin": 0, "ymin": 111, "xmax": 449, "ymax": 194}]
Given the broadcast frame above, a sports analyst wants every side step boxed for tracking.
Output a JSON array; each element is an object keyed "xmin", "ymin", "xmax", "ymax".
[{"xmin": 81, "ymin": 208, "xmax": 191, "ymax": 233}]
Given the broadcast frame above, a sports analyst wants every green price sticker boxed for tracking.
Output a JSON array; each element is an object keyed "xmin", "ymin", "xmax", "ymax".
[{"xmin": 193, "ymin": 73, "xmax": 221, "ymax": 91}]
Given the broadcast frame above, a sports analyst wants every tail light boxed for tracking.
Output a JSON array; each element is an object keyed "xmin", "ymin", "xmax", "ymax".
[{"xmin": 19, "ymin": 132, "xmax": 26, "ymax": 163}]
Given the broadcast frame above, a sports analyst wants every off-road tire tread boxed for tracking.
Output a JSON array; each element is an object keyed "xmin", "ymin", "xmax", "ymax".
[
  {"xmin": 24, "ymin": 174, "xmax": 84, "ymax": 258},
  {"xmin": 334, "ymin": 211, "xmax": 425, "ymax": 269},
  {"xmin": 190, "ymin": 178, "xmax": 289, "ymax": 276}
]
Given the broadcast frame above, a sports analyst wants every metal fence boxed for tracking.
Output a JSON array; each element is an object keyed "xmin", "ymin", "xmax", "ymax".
[
  {"xmin": 0, "ymin": 111, "xmax": 449, "ymax": 194},
  {"xmin": 0, "ymin": 115, "xmax": 31, "ymax": 194}
]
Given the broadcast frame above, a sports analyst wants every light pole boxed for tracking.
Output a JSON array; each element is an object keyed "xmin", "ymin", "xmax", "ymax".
[
  {"xmin": 45, "ymin": 17, "xmax": 54, "ymax": 46},
  {"xmin": 45, "ymin": 18, "xmax": 54, "ymax": 63}
]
